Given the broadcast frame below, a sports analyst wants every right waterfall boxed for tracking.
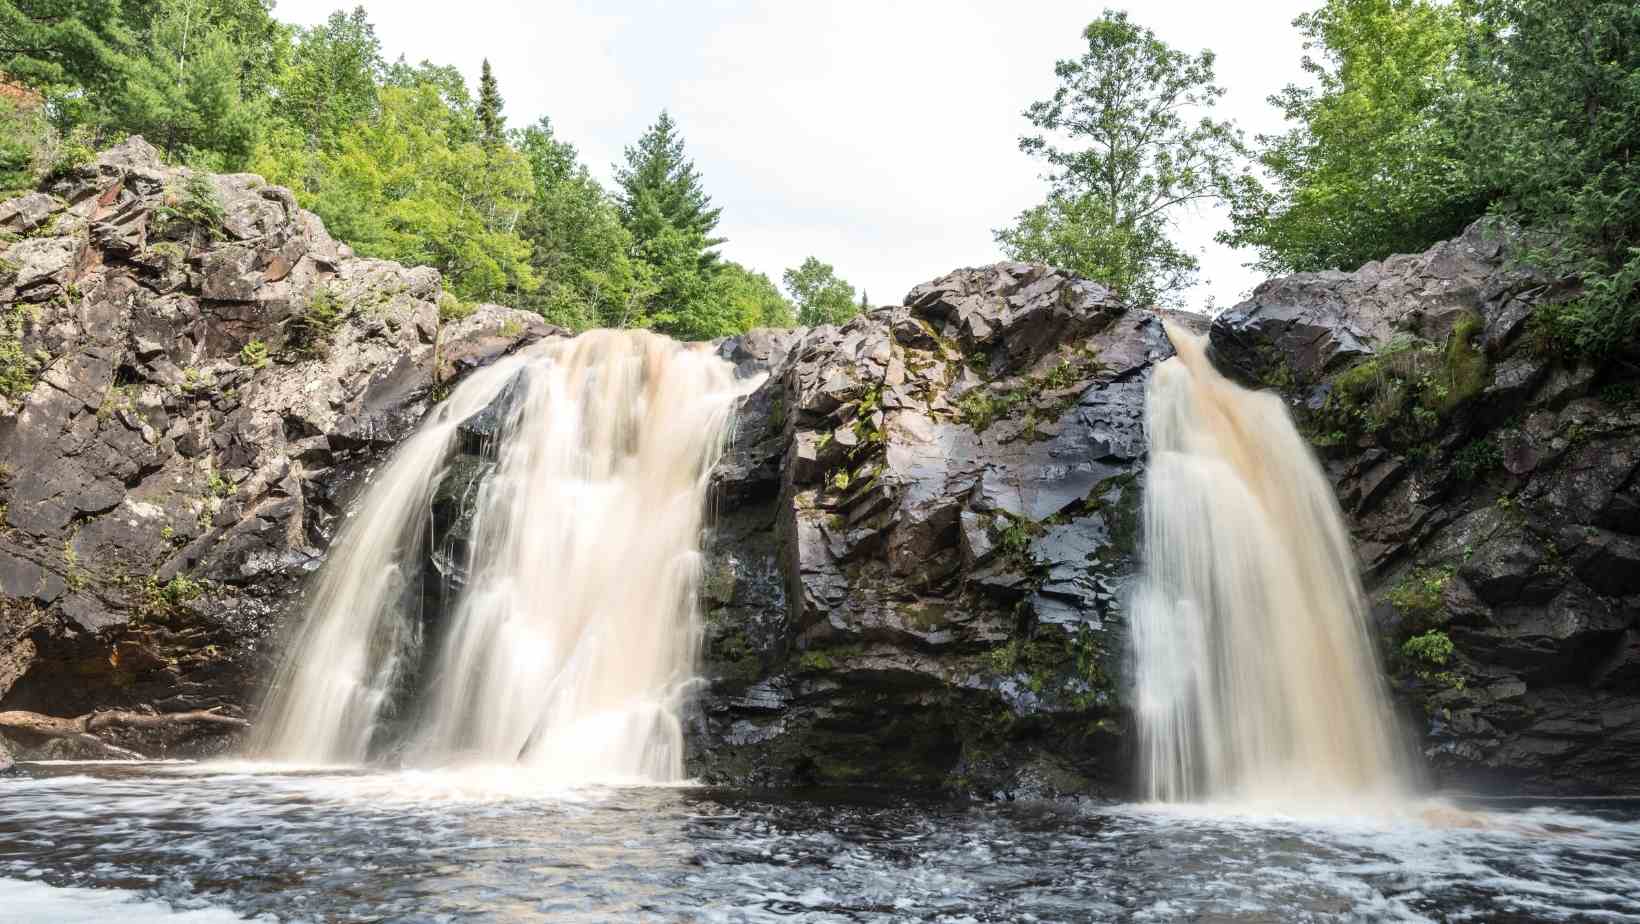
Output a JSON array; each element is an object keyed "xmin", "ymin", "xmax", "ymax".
[{"xmin": 1131, "ymin": 322, "xmax": 1408, "ymax": 804}]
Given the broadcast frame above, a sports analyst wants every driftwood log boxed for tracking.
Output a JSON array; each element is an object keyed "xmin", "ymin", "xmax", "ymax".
[{"xmin": 0, "ymin": 707, "xmax": 249, "ymax": 759}]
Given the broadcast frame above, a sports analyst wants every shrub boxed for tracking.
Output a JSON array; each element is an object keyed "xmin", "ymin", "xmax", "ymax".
[
  {"xmin": 239, "ymin": 340, "xmax": 270, "ymax": 370},
  {"xmin": 438, "ymin": 292, "xmax": 476, "ymax": 322},
  {"xmin": 291, "ymin": 286, "xmax": 345, "ymax": 357}
]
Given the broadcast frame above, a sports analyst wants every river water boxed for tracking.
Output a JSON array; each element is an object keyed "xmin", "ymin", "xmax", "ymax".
[{"xmin": 2, "ymin": 761, "xmax": 1638, "ymax": 922}]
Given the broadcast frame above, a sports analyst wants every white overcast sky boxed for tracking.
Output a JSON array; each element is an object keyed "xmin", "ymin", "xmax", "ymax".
[{"xmin": 272, "ymin": 0, "xmax": 1314, "ymax": 311}]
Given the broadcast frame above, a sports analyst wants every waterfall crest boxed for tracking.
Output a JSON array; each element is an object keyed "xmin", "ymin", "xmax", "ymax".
[
  {"xmin": 250, "ymin": 330, "xmax": 749, "ymax": 783},
  {"xmin": 1131, "ymin": 323, "xmax": 1407, "ymax": 804}
]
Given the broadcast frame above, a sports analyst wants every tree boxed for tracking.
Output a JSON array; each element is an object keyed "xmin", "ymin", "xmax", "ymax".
[
  {"xmin": 612, "ymin": 111, "xmax": 727, "ymax": 339},
  {"xmin": 515, "ymin": 117, "xmax": 648, "ymax": 330},
  {"xmin": 285, "ymin": 81, "xmax": 535, "ymax": 303},
  {"xmin": 0, "ymin": 0, "xmax": 134, "ymax": 131},
  {"xmin": 113, "ymin": 0, "xmax": 268, "ymax": 169},
  {"xmin": 995, "ymin": 10, "xmax": 1246, "ymax": 306},
  {"xmin": 614, "ymin": 110, "xmax": 723, "ymax": 254},
  {"xmin": 1220, "ymin": 0, "xmax": 1490, "ymax": 274},
  {"xmin": 476, "ymin": 58, "xmax": 504, "ymax": 148},
  {"xmin": 280, "ymin": 6, "xmax": 382, "ymax": 153},
  {"xmin": 1465, "ymin": 0, "xmax": 1640, "ymax": 355},
  {"xmin": 783, "ymin": 257, "xmax": 858, "ymax": 327},
  {"xmin": 715, "ymin": 262, "xmax": 796, "ymax": 330}
]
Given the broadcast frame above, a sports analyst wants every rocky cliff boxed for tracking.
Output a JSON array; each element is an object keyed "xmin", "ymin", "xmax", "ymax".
[
  {"xmin": 692, "ymin": 267, "xmax": 1167, "ymax": 796},
  {"xmin": 1210, "ymin": 221, "xmax": 1639, "ymax": 793},
  {"xmin": 0, "ymin": 139, "xmax": 551, "ymax": 760},
  {"xmin": 3, "ymin": 145, "xmax": 1634, "ymax": 796}
]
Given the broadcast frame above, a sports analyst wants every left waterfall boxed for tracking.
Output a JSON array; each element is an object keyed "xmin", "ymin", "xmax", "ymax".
[{"xmin": 248, "ymin": 330, "xmax": 750, "ymax": 783}]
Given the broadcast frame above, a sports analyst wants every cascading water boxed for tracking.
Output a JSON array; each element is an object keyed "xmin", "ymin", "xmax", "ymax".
[
  {"xmin": 1131, "ymin": 323, "xmax": 1407, "ymax": 805},
  {"xmin": 249, "ymin": 330, "xmax": 750, "ymax": 783}
]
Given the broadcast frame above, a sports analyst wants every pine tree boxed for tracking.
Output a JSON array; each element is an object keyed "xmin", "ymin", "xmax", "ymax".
[
  {"xmin": 614, "ymin": 110, "xmax": 723, "ymax": 252},
  {"xmin": 476, "ymin": 58, "xmax": 504, "ymax": 148}
]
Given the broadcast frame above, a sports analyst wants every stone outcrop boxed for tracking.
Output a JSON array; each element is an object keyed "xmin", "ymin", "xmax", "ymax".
[
  {"xmin": 691, "ymin": 264, "xmax": 1170, "ymax": 797},
  {"xmin": 0, "ymin": 138, "xmax": 552, "ymax": 758},
  {"xmin": 4, "ymin": 142, "xmax": 1633, "ymax": 798},
  {"xmin": 1213, "ymin": 220, "xmax": 1639, "ymax": 793}
]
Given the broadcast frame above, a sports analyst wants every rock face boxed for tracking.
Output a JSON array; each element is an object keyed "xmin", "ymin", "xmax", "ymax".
[
  {"xmin": 0, "ymin": 138, "xmax": 552, "ymax": 758},
  {"xmin": 1212, "ymin": 220, "xmax": 1640, "ymax": 793},
  {"xmin": 691, "ymin": 264, "xmax": 1171, "ymax": 796},
  {"xmin": 4, "ymin": 142, "xmax": 1631, "ymax": 798}
]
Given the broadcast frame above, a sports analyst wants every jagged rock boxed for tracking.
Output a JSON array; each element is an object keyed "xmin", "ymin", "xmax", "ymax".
[
  {"xmin": 689, "ymin": 264, "xmax": 1158, "ymax": 796},
  {"xmin": 0, "ymin": 192, "xmax": 59, "ymax": 233},
  {"xmin": 1209, "ymin": 220, "xmax": 1552, "ymax": 385},
  {"xmin": 0, "ymin": 138, "xmax": 548, "ymax": 756}
]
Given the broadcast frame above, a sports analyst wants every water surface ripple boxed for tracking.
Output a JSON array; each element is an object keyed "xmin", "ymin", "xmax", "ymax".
[{"xmin": 2, "ymin": 762, "xmax": 1637, "ymax": 922}]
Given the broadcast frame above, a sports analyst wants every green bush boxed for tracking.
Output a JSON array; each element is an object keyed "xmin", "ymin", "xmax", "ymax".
[
  {"xmin": 290, "ymin": 286, "xmax": 345, "ymax": 357},
  {"xmin": 239, "ymin": 339, "xmax": 270, "ymax": 369}
]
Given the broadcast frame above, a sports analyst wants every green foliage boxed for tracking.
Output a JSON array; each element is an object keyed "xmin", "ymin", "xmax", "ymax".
[
  {"xmin": 716, "ymin": 261, "xmax": 795, "ymax": 329},
  {"xmin": 783, "ymin": 256, "xmax": 858, "ymax": 327},
  {"xmin": 615, "ymin": 110, "xmax": 722, "ymax": 252},
  {"xmin": 1223, "ymin": 0, "xmax": 1490, "ymax": 273},
  {"xmin": 1466, "ymin": 0, "xmax": 1640, "ymax": 356},
  {"xmin": 1316, "ymin": 320, "xmax": 1489, "ymax": 445},
  {"xmin": 109, "ymin": 0, "xmax": 276, "ymax": 169},
  {"xmin": 610, "ymin": 111, "xmax": 735, "ymax": 339},
  {"xmin": 997, "ymin": 10, "xmax": 1247, "ymax": 306},
  {"xmin": 511, "ymin": 119, "xmax": 645, "ymax": 330},
  {"xmin": 437, "ymin": 291, "xmax": 475, "ymax": 322},
  {"xmin": 1401, "ymin": 629, "xmax": 1463, "ymax": 689},
  {"xmin": 153, "ymin": 173, "xmax": 226, "ymax": 241},
  {"xmin": 1452, "ymin": 437, "xmax": 1500, "ymax": 480},
  {"xmin": 238, "ymin": 339, "xmax": 269, "ymax": 369},
  {"xmin": 476, "ymin": 58, "xmax": 504, "ymax": 148},
  {"xmin": 277, "ymin": 7, "xmax": 382, "ymax": 157},
  {"xmin": 141, "ymin": 572, "xmax": 205, "ymax": 619},
  {"xmin": 1387, "ymin": 566, "xmax": 1453, "ymax": 622},
  {"xmin": 0, "ymin": 97, "xmax": 51, "ymax": 194},
  {"xmin": 290, "ymin": 285, "xmax": 343, "ymax": 357},
  {"xmin": 261, "ymin": 81, "xmax": 537, "ymax": 303},
  {"xmin": 0, "ymin": 304, "xmax": 41, "ymax": 399}
]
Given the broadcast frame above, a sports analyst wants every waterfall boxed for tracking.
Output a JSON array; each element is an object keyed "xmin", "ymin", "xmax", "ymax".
[
  {"xmin": 249, "ymin": 330, "xmax": 750, "ymax": 783},
  {"xmin": 1131, "ymin": 323, "xmax": 1407, "ymax": 804}
]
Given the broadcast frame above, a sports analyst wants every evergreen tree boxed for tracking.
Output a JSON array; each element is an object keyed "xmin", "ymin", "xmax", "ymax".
[
  {"xmin": 114, "ymin": 0, "xmax": 266, "ymax": 169},
  {"xmin": 515, "ymin": 117, "xmax": 648, "ymax": 330},
  {"xmin": 614, "ymin": 110, "xmax": 723, "ymax": 253},
  {"xmin": 476, "ymin": 58, "xmax": 504, "ymax": 148},
  {"xmin": 0, "ymin": 0, "xmax": 134, "ymax": 130}
]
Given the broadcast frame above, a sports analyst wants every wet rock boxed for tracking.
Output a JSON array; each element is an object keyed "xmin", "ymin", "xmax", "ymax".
[{"xmin": 692, "ymin": 263, "xmax": 1152, "ymax": 796}]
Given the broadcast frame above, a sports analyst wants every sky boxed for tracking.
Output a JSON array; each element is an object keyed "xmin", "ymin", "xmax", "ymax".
[{"xmin": 272, "ymin": 0, "xmax": 1315, "ymax": 312}]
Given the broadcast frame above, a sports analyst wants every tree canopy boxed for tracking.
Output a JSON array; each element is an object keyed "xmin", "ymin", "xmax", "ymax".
[
  {"xmin": 783, "ymin": 257, "xmax": 859, "ymax": 327},
  {"xmin": 0, "ymin": 3, "xmax": 820, "ymax": 339},
  {"xmin": 995, "ymin": 9, "xmax": 1247, "ymax": 307},
  {"xmin": 1220, "ymin": 0, "xmax": 1490, "ymax": 275}
]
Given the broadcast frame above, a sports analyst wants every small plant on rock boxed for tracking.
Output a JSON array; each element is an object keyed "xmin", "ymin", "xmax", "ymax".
[{"xmin": 239, "ymin": 340, "xmax": 270, "ymax": 370}]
